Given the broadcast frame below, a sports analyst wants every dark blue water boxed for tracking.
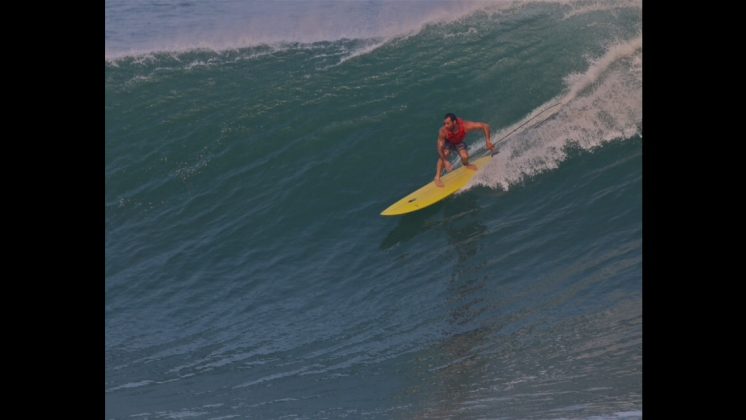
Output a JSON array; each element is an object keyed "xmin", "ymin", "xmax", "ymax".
[{"xmin": 106, "ymin": 1, "xmax": 642, "ymax": 418}]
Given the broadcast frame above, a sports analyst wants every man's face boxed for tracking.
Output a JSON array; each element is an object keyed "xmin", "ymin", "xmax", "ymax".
[{"xmin": 444, "ymin": 118, "xmax": 454, "ymax": 130}]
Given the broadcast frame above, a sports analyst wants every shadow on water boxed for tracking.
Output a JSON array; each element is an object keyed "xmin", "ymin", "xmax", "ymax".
[
  {"xmin": 392, "ymin": 189, "xmax": 504, "ymax": 418},
  {"xmin": 426, "ymin": 191, "xmax": 493, "ymax": 417},
  {"xmin": 378, "ymin": 204, "xmax": 441, "ymax": 250}
]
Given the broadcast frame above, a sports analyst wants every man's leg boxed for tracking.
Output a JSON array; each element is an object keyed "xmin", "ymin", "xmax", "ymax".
[{"xmin": 459, "ymin": 148, "xmax": 477, "ymax": 171}]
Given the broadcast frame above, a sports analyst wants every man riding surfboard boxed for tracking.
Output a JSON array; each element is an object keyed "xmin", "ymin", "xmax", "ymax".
[{"xmin": 435, "ymin": 113, "xmax": 494, "ymax": 187}]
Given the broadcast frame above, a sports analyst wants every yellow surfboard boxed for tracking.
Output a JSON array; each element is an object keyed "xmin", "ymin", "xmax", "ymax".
[{"xmin": 381, "ymin": 155, "xmax": 492, "ymax": 216}]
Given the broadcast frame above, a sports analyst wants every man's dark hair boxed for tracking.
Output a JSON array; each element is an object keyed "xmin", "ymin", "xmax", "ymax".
[{"xmin": 444, "ymin": 113, "xmax": 457, "ymax": 122}]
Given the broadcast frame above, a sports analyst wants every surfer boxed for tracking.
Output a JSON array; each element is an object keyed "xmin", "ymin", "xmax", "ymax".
[{"xmin": 434, "ymin": 113, "xmax": 494, "ymax": 187}]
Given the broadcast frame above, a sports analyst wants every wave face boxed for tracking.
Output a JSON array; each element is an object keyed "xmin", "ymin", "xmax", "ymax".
[{"xmin": 106, "ymin": 1, "xmax": 642, "ymax": 418}]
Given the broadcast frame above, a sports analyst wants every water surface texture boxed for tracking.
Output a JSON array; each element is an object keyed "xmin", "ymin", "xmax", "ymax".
[{"xmin": 106, "ymin": 1, "xmax": 642, "ymax": 418}]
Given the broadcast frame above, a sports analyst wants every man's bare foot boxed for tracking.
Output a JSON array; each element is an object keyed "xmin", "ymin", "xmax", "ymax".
[
  {"xmin": 434, "ymin": 178, "xmax": 444, "ymax": 187},
  {"xmin": 466, "ymin": 164, "xmax": 478, "ymax": 171}
]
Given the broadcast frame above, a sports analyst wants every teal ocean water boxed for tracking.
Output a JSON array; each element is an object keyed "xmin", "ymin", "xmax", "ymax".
[{"xmin": 105, "ymin": 1, "xmax": 643, "ymax": 418}]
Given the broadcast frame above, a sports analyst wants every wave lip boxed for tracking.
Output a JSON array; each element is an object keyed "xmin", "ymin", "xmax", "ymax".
[{"xmin": 105, "ymin": 0, "xmax": 503, "ymax": 61}]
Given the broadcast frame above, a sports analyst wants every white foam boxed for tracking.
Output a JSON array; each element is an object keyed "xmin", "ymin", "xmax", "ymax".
[
  {"xmin": 562, "ymin": 0, "xmax": 642, "ymax": 20},
  {"xmin": 470, "ymin": 35, "xmax": 642, "ymax": 191},
  {"xmin": 109, "ymin": 0, "xmax": 646, "ymax": 62},
  {"xmin": 105, "ymin": 0, "xmax": 499, "ymax": 61}
]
